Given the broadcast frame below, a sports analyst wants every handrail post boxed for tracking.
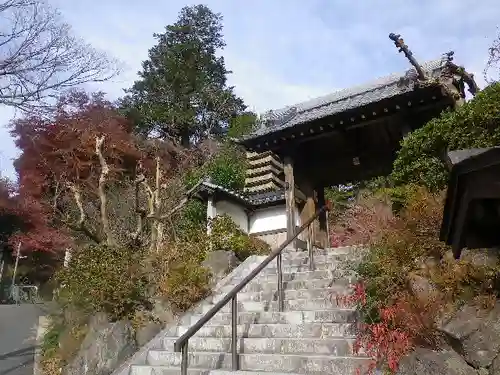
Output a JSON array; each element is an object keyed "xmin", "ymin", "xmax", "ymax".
[
  {"xmin": 231, "ymin": 295, "xmax": 238, "ymax": 370},
  {"xmin": 173, "ymin": 205, "xmax": 329, "ymax": 370},
  {"xmin": 277, "ymin": 252, "xmax": 284, "ymax": 312},
  {"xmin": 308, "ymin": 224, "xmax": 314, "ymax": 271},
  {"xmin": 181, "ymin": 341, "xmax": 188, "ymax": 375}
]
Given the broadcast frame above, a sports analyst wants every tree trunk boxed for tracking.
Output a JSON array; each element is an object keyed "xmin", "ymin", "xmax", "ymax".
[
  {"xmin": 180, "ymin": 126, "xmax": 190, "ymax": 148},
  {"xmin": 96, "ymin": 136, "xmax": 115, "ymax": 246}
]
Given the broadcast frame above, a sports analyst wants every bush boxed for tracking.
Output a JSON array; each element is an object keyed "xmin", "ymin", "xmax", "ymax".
[
  {"xmin": 354, "ymin": 188, "xmax": 448, "ymax": 317},
  {"xmin": 56, "ymin": 244, "xmax": 149, "ymax": 320},
  {"xmin": 148, "ymin": 238, "xmax": 211, "ymax": 312},
  {"xmin": 329, "ymin": 192, "xmax": 395, "ymax": 247},
  {"xmin": 183, "ymin": 142, "xmax": 248, "ymax": 191},
  {"xmin": 342, "ymin": 186, "xmax": 500, "ymax": 373},
  {"xmin": 392, "ymin": 82, "xmax": 500, "ymax": 191},
  {"xmin": 227, "ymin": 112, "xmax": 258, "ymax": 138},
  {"xmin": 209, "ymin": 214, "xmax": 270, "ymax": 260},
  {"xmin": 208, "ymin": 144, "xmax": 247, "ymax": 190},
  {"xmin": 41, "ymin": 312, "xmax": 89, "ymax": 375},
  {"xmin": 159, "ymin": 259, "xmax": 211, "ymax": 311},
  {"xmin": 176, "ymin": 199, "xmax": 207, "ymax": 239}
]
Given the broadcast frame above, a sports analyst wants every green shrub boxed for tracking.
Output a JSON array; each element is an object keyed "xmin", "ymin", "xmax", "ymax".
[
  {"xmin": 41, "ymin": 312, "xmax": 89, "ymax": 375},
  {"xmin": 176, "ymin": 199, "xmax": 207, "ymax": 239},
  {"xmin": 56, "ymin": 244, "xmax": 148, "ymax": 320},
  {"xmin": 41, "ymin": 317, "xmax": 64, "ymax": 358},
  {"xmin": 148, "ymin": 239, "xmax": 211, "ymax": 312},
  {"xmin": 227, "ymin": 112, "xmax": 258, "ymax": 138},
  {"xmin": 183, "ymin": 142, "xmax": 248, "ymax": 191},
  {"xmin": 160, "ymin": 259, "xmax": 211, "ymax": 311},
  {"xmin": 209, "ymin": 214, "xmax": 270, "ymax": 260},
  {"xmin": 207, "ymin": 143, "xmax": 247, "ymax": 190},
  {"xmin": 392, "ymin": 83, "xmax": 500, "ymax": 191}
]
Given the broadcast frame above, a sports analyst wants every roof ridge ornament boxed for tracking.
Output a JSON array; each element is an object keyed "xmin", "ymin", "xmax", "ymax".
[
  {"xmin": 441, "ymin": 50, "xmax": 479, "ymax": 97},
  {"xmin": 389, "ymin": 33, "xmax": 427, "ymax": 81},
  {"xmin": 443, "ymin": 51, "xmax": 455, "ymax": 64},
  {"xmin": 260, "ymin": 106, "xmax": 298, "ymax": 129}
]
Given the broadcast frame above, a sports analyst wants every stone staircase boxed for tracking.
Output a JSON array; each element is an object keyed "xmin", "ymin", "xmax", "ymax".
[{"xmin": 126, "ymin": 246, "xmax": 371, "ymax": 375}]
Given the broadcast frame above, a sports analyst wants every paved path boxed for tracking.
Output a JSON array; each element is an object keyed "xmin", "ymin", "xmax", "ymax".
[{"xmin": 0, "ymin": 304, "xmax": 46, "ymax": 375}]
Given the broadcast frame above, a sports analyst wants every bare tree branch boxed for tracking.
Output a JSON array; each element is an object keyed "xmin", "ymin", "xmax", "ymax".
[
  {"xmin": 0, "ymin": 0, "xmax": 119, "ymax": 112},
  {"xmin": 63, "ymin": 181, "xmax": 101, "ymax": 243},
  {"xmin": 484, "ymin": 29, "xmax": 500, "ymax": 83}
]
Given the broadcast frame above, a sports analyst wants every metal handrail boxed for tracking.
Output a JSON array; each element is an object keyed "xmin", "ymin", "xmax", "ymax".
[{"xmin": 174, "ymin": 204, "xmax": 330, "ymax": 374}]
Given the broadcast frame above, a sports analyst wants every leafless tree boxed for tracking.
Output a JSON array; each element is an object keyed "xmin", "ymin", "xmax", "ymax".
[
  {"xmin": 484, "ymin": 29, "xmax": 500, "ymax": 84},
  {"xmin": 0, "ymin": 0, "xmax": 119, "ymax": 112}
]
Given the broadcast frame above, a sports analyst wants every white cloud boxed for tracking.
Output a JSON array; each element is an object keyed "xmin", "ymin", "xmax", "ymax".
[{"xmin": 0, "ymin": 0, "xmax": 499, "ymax": 180}]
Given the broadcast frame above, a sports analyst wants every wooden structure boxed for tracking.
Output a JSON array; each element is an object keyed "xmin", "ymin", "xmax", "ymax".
[
  {"xmin": 245, "ymin": 151, "xmax": 284, "ymax": 193},
  {"xmin": 440, "ymin": 148, "xmax": 500, "ymax": 259},
  {"xmin": 235, "ymin": 34, "xmax": 478, "ymax": 247}
]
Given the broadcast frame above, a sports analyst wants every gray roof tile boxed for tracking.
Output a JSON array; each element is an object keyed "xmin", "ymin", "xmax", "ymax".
[
  {"xmin": 189, "ymin": 179, "xmax": 285, "ymax": 208},
  {"xmin": 248, "ymin": 189, "xmax": 285, "ymax": 205},
  {"xmin": 241, "ymin": 57, "xmax": 448, "ymax": 141}
]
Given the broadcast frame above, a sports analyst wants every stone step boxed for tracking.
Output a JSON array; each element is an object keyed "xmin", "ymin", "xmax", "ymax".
[
  {"xmin": 144, "ymin": 352, "xmax": 371, "ymax": 374},
  {"xmin": 211, "ymin": 287, "xmax": 351, "ymax": 304},
  {"xmin": 278, "ymin": 254, "xmax": 363, "ymax": 266},
  {"xmin": 283, "ymin": 246, "xmax": 359, "ymax": 255},
  {"xmin": 182, "ymin": 309, "xmax": 357, "ymax": 326},
  {"xmin": 280, "ymin": 247, "xmax": 362, "ymax": 258},
  {"xmin": 130, "ymin": 367, "xmax": 304, "ymax": 375},
  {"xmin": 162, "ymin": 337, "xmax": 356, "ymax": 356},
  {"xmin": 211, "ymin": 371, "xmax": 304, "ymax": 375},
  {"xmin": 196, "ymin": 297, "xmax": 349, "ymax": 314},
  {"xmin": 164, "ymin": 322, "xmax": 358, "ymax": 339},
  {"xmin": 245, "ymin": 270, "xmax": 340, "ymax": 282},
  {"xmin": 262, "ymin": 257, "xmax": 362, "ymax": 272},
  {"xmin": 130, "ymin": 367, "xmax": 211, "ymax": 375},
  {"xmin": 218, "ymin": 277, "xmax": 356, "ymax": 295},
  {"xmin": 260, "ymin": 262, "xmax": 335, "ymax": 272}
]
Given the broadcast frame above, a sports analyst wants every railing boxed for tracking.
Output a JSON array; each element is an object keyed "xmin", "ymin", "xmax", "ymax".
[
  {"xmin": 10, "ymin": 284, "xmax": 40, "ymax": 304},
  {"xmin": 174, "ymin": 204, "xmax": 330, "ymax": 374}
]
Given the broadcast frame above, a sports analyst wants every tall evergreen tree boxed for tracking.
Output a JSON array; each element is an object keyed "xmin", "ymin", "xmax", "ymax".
[{"xmin": 122, "ymin": 5, "xmax": 245, "ymax": 147}]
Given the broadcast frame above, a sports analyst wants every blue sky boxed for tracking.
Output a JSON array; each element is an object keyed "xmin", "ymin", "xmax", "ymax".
[{"xmin": 0, "ymin": 0, "xmax": 499, "ymax": 180}]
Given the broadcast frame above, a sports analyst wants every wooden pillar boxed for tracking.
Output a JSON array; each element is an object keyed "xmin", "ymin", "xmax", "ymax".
[
  {"xmin": 284, "ymin": 156, "xmax": 295, "ymax": 242},
  {"xmin": 316, "ymin": 186, "xmax": 329, "ymax": 249},
  {"xmin": 300, "ymin": 180, "xmax": 316, "ymax": 249}
]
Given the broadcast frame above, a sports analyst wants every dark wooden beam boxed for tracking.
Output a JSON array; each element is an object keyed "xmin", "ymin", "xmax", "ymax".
[
  {"xmin": 316, "ymin": 186, "xmax": 329, "ymax": 249},
  {"xmin": 258, "ymin": 98, "xmax": 449, "ymax": 153},
  {"xmin": 284, "ymin": 155, "xmax": 295, "ymax": 242},
  {"xmin": 300, "ymin": 180, "xmax": 316, "ymax": 250}
]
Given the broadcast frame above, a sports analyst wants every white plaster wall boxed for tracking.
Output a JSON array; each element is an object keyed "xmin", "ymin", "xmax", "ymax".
[
  {"xmin": 249, "ymin": 204, "xmax": 301, "ymax": 234},
  {"xmin": 214, "ymin": 200, "xmax": 248, "ymax": 232}
]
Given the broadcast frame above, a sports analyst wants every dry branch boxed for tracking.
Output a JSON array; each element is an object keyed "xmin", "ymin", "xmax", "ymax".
[
  {"xmin": 0, "ymin": 0, "xmax": 119, "ymax": 111},
  {"xmin": 485, "ymin": 31, "xmax": 500, "ymax": 83},
  {"xmin": 64, "ymin": 181, "xmax": 100, "ymax": 243}
]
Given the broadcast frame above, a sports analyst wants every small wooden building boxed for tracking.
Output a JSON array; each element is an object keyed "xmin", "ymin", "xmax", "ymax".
[
  {"xmin": 440, "ymin": 148, "xmax": 500, "ymax": 259},
  {"xmin": 235, "ymin": 53, "xmax": 477, "ymax": 247}
]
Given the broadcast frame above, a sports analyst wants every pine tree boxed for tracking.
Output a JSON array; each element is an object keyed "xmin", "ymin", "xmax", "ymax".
[{"xmin": 122, "ymin": 5, "xmax": 245, "ymax": 147}]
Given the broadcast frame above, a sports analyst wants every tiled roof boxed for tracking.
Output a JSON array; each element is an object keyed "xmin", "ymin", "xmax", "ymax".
[
  {"xmin": 189, "ymin": 179, "xmax": 285, "ymax": 208},
  {"xmin": 248, "ymin": 189, "xmax": 285, "ymax": 205},
  {"xmin": 446, "ymin": 148, "xmax": 497, "ymax": 167},
  {"xmin": 239, "ymin": 57, "xmax": 448, "ymax": 142}
]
